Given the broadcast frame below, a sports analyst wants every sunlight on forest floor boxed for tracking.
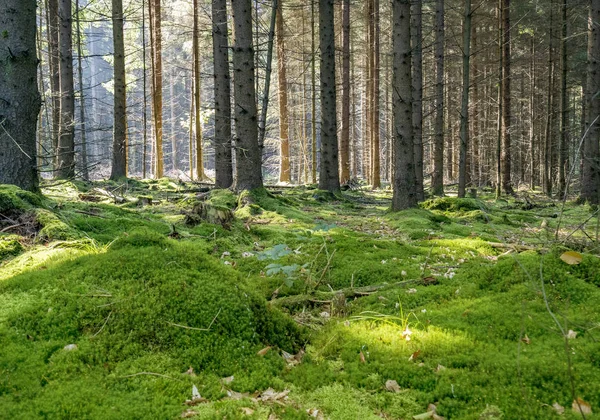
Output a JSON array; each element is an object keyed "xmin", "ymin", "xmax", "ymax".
[{"xmin": 1, "ymin": 180, "xmax": 600, "ymax": 419}]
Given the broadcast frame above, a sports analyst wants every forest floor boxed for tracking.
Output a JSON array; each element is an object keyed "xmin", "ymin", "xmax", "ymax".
[{"xmin": 1, "ymin": 180, "xmax": 600, "ymax": 419}]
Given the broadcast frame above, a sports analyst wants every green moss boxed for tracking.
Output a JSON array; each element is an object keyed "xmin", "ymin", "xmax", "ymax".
[
  {"xmin": 35, "ymin": 209, "xmax": 77, "ymax": 241},
  {"xmin": 0, "ymin": 233, "xmax": 305, "ymax": 417},
  {"xmin": 0, "ymin": 184, "xmax": 43, "ymax": 214},
  {"xmin": 0, "ymin": 235, "xmax": 23, "ymax": 260},
  {"xmin": 422, "ymin": 197, "xmax": 486, "ymax": 213},
  {"xmin": 207, "ymin": 188, "xmax": 238, "ymax": 209}
]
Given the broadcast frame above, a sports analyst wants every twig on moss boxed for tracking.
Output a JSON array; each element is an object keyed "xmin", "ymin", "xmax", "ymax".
[
  {"xmin": 165, "ymin": 308, "xmax": 222, "ymax": 331},
  {"xmin": 119, "ymin": 372, "xmax": 181, "ymax": 381},
  {"xmin": 92, "ymin": 310, "xmax": 112, "ymax": 337}
]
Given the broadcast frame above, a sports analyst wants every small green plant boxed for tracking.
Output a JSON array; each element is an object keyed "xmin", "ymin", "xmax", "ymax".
[{"xmin": 351, "ymin": 300, "xmax": 420, "ymax": 341}]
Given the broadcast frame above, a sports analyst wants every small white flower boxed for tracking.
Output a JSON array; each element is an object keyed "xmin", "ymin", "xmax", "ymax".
[
  {"xmin": 223, "ymin": 261, "xmax": 232, "ymax": 265},
  {"xmin": 406, "ymin": 288, "xmax": 417, "ymax": 294},
  {"xmin": 241, "ymin": 251, "xmax": 254, "ymax": 258},
  {"xmin": 421, "ymin": 309, "xmax": 427, "ymax": 313},
  {"xmin": 401, "ymin": 327, "xmax": 412, "ymax": 341},
  {"xmin": 381, "ymin": 260, "xmax": 387, "ymax": 264},
  {"xmin": 220, "ymin": 251, "xmax": 231, "ymax": 259},
  {"xmin": 401, "ymin": 270, "xmax": 407, "ymax": 276}
]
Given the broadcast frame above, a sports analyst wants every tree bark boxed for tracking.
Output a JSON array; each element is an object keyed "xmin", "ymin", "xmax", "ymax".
[
  {"xmin": 0, "ymin": 0, "xmax": 40, "ymax": 190},
  {"xmin": 582, "ymin": 0, "xmax": 600, "ymax": 204},
  {"xmin": 56, "ymin": 0, "xmax": 75, "ymax": 179},
  {"xmin": 371, "ymin": 0, "xmax": 381, "ymax": 188},
  {"xmin": 110, "ymin": 0, "xmax": 127, "ymax": 179},
  {"xmin": 318, "ymin": 0, "xmax": 340, "ymax": 193},
  {"xmin": 458, "ymin": 0, "xmax": 472, "ymax": 198},
  {"xmin": 558, "ymin": 0, "xmax": 568, "ymax": 196},
  {"xmin": 149, "ymin": 0, "xmax": 164, "ymax": 178},
  {"xmin": 232, "ymin": 0, "xmax": 263, "ymax": 191},
  {"xmin": 276, "ymin": 0, "xmax": 290, "ymax": 183},
  {"xmin": 193, "ymin": 0, "xmax": 204, "ymax": 180},
  {"xmin": 47, "ymin": 0, "xmax": 61, "ymax": 173},
  {"xmin": 340, "ymin": 0, "xmax": 351, "ymax": 184},
  {"xmin": 391, "ymin": 0, "xmax": 417, "ymax": 210},
  {"xmin": 432, "ymin": 0, "xmax": 445, "ymax": 196},
  {"xmin": 411, "ymin": 0, "xmax": 424, "ymax": 201},
  {"xmin": 311, "ymin": 1, "xmax": 317, "ymax": 184},
  {"xmin": 212, "ymin": 0, "xmax": 233, "ymax": 188},
  {"xmin": 500, "ymin": 0, "xmax": 514, "ymax": 195},
  {"xmin": 75, "ymin": 0, "xmax": 89, "ymax": 180}
]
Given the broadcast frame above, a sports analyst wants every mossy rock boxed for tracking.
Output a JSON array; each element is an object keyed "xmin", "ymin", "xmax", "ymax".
[
  {"xmin": 34, "ymin": 209, "xmax": 77, "ymax": 241},
  {"xmin": 0, "ymin": 184, "xmax": 43, "ymax": 214},
  {"xmin": 0, "ymin": 234, "xmax": 23, "ymax": 260},
  {"xmin": 421, "ymin": 197, "xmax": 486, "ymax": 212}
]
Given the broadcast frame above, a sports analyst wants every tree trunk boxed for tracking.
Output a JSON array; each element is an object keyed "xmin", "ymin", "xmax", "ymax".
[
  {"xmin": 318, "ymin": 0, "xmax": 340, "ymax": 193},
  {"xmin": 149, "ymin": 0, "xmax": 163, "ymax": 178},
  {"xmin": 110, "ymin": 0, "xmax": 127, "ymax": 179},
  {"xmin": 258, "ymin": 0, "xmax": 278, "ymax": 154},
  {"xmin": 75, "ymin": 0, "xmax": 89, "ymax": 180},
  {"xmin": 411, "ymin": 0, "xmax": 424, "ymax": 201},
  {"xmin": 311, "ymin": 0, "xmax": 317, "ymax": 184},
  {"xmin": 582, "ymin": 0, "xmax": 600, "ymax": 204},
  {"xmin": 193, "ymin": 0, "xmax": 204, "ymax": 180},
  {"xmin": 276, "ymin": 0, "xmax": 290, "ymax": 183},
  {"xmin": 558, "ymin": 0, "xmax": 568, "ymax": 196},
  {"xmin": 371, "ymin": 0, "xmax": 381, "ymax": 188},
  {"xmin": 391, "ymin": 0, "xmax": 417, "ymax": 210},
  {"xmin": 212, "ymin": 0, "xmax": 233, "ymax": 188},
  {"xmin": 500, "ymin": 0, "xmax": 514, "ymax": 195},
  {"xmin": 47, "ymin": 0, "xmax": 61, "ymax": 173},
  {"xmin": 458, "ymin": 0, "xmax": 472, "ymax": 198},
  {"xmin": 471, "ymin": 23, "xmax": 480, "ymax": 188},
  {"xmin": 432, "ymin": 0, "xmax": 445, "ymax": 196},
  {"xmin": 340, "ymin": 0, "xmax": 351, "ymax": 184},
  {"xmin": 142, "ymin": 0, "xmax": 148, "ymax": 178},
  {"xmin": 56, "ymin": 0, "xmax": 75, "ymax": 179},
  {"xmin": 232, "ymin": 0, "xmax": 263, "ymax": 191},
  {"xmin": 0, "ymin": 0, "xmax": 40, "ymax": 190}
]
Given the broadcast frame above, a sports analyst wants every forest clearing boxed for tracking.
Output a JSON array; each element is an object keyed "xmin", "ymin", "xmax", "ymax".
[
  {"xmin": 1, "ymin": 181, "xmax": 599, "ymax": 419},
  {"xmin": 2, "ymin": 0, "xmax": 600, "ymax": 418}
]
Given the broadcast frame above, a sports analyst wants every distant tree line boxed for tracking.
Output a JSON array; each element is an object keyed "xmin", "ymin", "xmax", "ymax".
[{"xmin": 1, "ymin": 0, "xmax": 599, "ymax": 207}]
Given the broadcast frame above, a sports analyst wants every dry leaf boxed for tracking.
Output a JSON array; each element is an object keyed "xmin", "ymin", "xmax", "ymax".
[
  {"xmin": 572, "ymin": 398, "xmax": 592, "ymax": 414},
  {"xmin": 226, "ymin": 390, "xmax": 248, "ymax": 400},
  {"xmin": 359, "ymin": 351, "xmax": 366, "ymax": 363},
  {"xmin": 385, "ymin": 379, "xmax": 401, "ymax": 393},
  {"xmin": 522, "ymin": 335, "xmax": 531, "ymax": 345},
  {"xmin": 183, "ymin": 366, "xmax": 195, "ymax": 376},
  {"xmin": 560, "ymin": 251, "xmax": 583, "ymax": 265},
  {"xmin": 408, "ymin": 349, "xmax": 421, "ymax": 361},
  {"xmin": 566, "ymin": 330, "xmax": 578, "ymax": 340},
  {"xmin": 307, "ymin": 408, "xmax": 322, "ymax": 418},
  {"xmin": 240, "ymin": 407, "xmax": 255, "ymax": 415},
  {"xmin": 256, "ymin": 388, "xmax": 290, "ymax": 403},
  {"xmin": 268, "ymin": 414, "xmax": 279, "ymax": 420},
  {"xmin": 221, "ymin": 375, "xmax": 234, "ymax": 384},
  {"xmin": 181, "ymin": 409, "xmax": 198, "ymax": 418},
  {"xmin": 257, "ymin": 346, "xmax": 272, "ymax": 356},
  {"xmin": 552, "ymin": 402, "xmax": 565, "ymax": 415}
]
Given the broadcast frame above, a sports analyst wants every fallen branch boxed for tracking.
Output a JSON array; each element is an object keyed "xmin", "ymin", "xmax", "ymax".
[{"xmin": 486, "ymin": 242, "xmax": 539, "ymax": 251}]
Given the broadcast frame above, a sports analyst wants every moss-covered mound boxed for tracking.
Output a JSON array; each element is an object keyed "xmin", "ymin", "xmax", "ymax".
[
  {"xmin": 0, "ymin": 231, "xmax": 304, "ymax": 418},
  {"xmin": 0, "ymin": 185, "xmax": 43, "ymax": 215},
  {"xmin": 421, "ymin": 196, "xmax": 485, "ymax": 213}
]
